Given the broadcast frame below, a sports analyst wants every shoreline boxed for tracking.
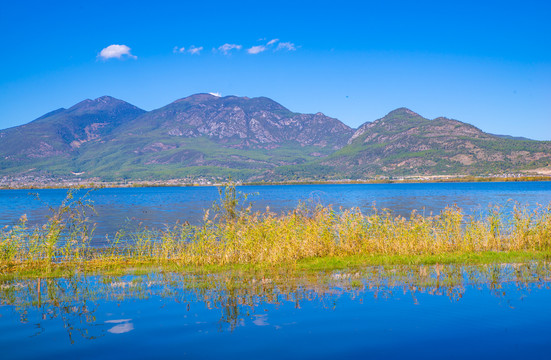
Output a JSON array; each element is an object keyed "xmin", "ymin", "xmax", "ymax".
[
  {"xmin": 2, "ymin": 185, "xmax": 551, "ymax": 278},
  {"xmin": 3, "ymin": 251, "xmax": 550, "ymax": 280},
  {"xmin": 1, "ymin": 175, "xmax": 550, "ymax": 190}
]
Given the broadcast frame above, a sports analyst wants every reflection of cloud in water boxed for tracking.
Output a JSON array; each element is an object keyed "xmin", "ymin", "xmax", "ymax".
[
  {"xmin": 253, "ymin": 315, "xmax": 269, "ymax": 326},
  {"xmin": 4, "ymin": 262, "xmax": 551, "ymax": 340},
  {"xmin": 105, "ymin": 319, "xmax": 132, "ymax": 324},
  {"xmin": 106, "ymin": 319, "xmax": 134, "ymax": 334}
]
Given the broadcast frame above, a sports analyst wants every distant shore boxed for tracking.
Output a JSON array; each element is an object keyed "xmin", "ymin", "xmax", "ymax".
[{"xmin": 0, "ymin": 174, "xmax": 550, "ymax": 190}]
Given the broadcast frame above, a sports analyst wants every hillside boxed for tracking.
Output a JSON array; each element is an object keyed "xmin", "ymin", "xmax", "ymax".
[
  {"xmin": 0, "ymin": 94, "xmax": 354, "ymax": 181},
  {"xmin": 0, "ymin": 97, "xmax": 549, "ymax": 182},
  {"xmin": 275, "ymin": 108, "xmax": 551, "ymax": 179},
  {"xmin": 0, "ymin": 96, "xmax": 145, "ymax": 159},
  {"xmin": 0, "ymin": 96, "xmax": 146, "ymax": 177}
]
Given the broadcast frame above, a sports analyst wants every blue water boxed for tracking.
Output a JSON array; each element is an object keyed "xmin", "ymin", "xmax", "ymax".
[
  {"xmin": 1, "ymin": 267, "xmax": 551, "ymax": 359},
  {"xmin": 1, "ymin": 182, "xmax": 551, "ymax": 243},
  {"xmin": 2, "ymin": 182, "xmax": 551, "ymax": 358}
]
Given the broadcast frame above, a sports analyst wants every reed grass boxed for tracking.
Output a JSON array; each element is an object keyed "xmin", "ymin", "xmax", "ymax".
[{"xmin": 1, "ymin": 184, "xmax": 551, "ymax": 276}]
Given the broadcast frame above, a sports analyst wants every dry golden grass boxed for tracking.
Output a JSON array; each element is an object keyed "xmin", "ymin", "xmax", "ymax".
[{"xmin": 1, "ymin": 185, "xmax": 550, "ymax": 273}]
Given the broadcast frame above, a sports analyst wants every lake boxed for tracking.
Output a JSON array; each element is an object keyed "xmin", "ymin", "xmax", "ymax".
[
  {"xmin": 1, "ymin": 181, "xmax": 551, "ymax": 244},
  {"xmin": 2, "ymin": 181, "xmax": 551, "ymax": 358},
  {"xmin": 1, "ymin": 264, "xmax": 551, "ymax": 359}
]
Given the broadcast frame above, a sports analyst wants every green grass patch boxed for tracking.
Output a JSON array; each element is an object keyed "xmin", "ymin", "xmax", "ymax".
[{"xmin": 2, "ymin": 184, "xmax": 551, "ymax": 279}]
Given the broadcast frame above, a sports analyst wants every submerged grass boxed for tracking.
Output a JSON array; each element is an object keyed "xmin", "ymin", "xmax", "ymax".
[
  {"xmin": 4, "ymin": 262, "xmax": 551, "ymax": 337},
  {"xmin": 1, "ymin": 184, "xmax": 551, "ymax": 278}
]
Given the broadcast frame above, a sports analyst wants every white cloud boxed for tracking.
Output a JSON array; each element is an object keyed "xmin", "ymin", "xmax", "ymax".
[
  {"xmin": 98, "ymin": 44, "xmax": 137, "ymax": 60},
  {"xmin": 247, "ymin": 45, "xmax": 266, "ymax": 54},
  {"xmin": 188, "ymin": 46, "xmax": 203, "ymax": 55},
  {"xmin": 217, "ymin": 43, "xmax": 242, "ymax": 55},
  {"xmin": 276, "ymin": 42, "xmax": 296, "ymax": 51},
  {"xmin": 247, "ymin": 39, "xmax": 296, "ymax": 54},
  {"xmin": 209, "ymin": 92, "xmax": 222, "ymax": 97},
  {"xmin": 169, "ymin": 39, "xmax": 296, "ymax": 57}
]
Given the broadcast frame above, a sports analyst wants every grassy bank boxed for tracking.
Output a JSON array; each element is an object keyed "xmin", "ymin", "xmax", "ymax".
[{"xmin": 1, "ymin": 185, "xmax": 551, "ymax": 278}]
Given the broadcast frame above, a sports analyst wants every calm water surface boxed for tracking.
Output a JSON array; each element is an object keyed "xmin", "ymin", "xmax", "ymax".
[
  {"xmin": 2, "ymin": 182, "xmax": 551, "ymax": 358},
  {"xmin": 1, "ymin": 181, "xmax": 550, "ymax": 243},
  {"xmin": 1, "ymin": 265, "xmax": 551, "ymax": 359}
]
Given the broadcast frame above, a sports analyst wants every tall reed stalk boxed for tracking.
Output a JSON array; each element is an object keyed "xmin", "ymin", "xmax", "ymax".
[{"xmin": 1, "ymin": 184, "xmax": 551, "ymax": 272}]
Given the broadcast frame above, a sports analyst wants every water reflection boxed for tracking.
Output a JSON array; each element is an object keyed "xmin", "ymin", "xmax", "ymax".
[
  {"xmin": 106, "ymin": 319, "xmax": 134, "ymax": 334},
  {"xmin": 1, "ymin": 263, "xmax": 550, "ymax": 340}
]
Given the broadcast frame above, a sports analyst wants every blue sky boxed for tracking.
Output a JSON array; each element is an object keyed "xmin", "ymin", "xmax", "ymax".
[{"xmin": 1, "ymin": 0, "xmax": 549, "ymax": 139}]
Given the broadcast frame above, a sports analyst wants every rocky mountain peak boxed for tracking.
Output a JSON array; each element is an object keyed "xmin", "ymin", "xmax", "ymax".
[
  {"xmin": 389, "ymin": 107, "xmax": 419, "ymax": 115},
  {"xmin": 115, "ymin": 93, "xmax": 353, "ymax": 150},
  {"xmin": 348, "ymin": 107, "xmax": 426, "ymax": 144},
  {"xmin": 68, "ymin": 98, "xmax": 94, "ymax": 110},
  {"xmin": 95, "ymin": 95, "xmax": 121, "ymax": 104},
  {"xmin": 381, "ymin": 107, "xmax": 424, "ymax": 122},
  {"xmin": 173, "ymin": 93, "xmax": 221, "ymax": 104},
  {"xmin": 2, "ymin": 97, "xmax": 548, "ymax": 182},
  {"xmin": 67, "ymin": 96, "xmax": 141, "ymax": 114}
]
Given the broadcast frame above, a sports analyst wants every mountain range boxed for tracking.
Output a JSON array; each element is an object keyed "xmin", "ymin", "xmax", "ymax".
[{"xmin": 0, "ymin": 94, "xmax": 549, "ymax": 182}]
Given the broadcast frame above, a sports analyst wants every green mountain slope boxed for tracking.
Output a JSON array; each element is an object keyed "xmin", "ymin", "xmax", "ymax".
[
  {"xmin": 76, "ymin": 94, "xmax": 354, "ymax": 180},
  {"xmin": 0, "ymin": 94, "xmax": 354, "ymax": 180},
  {"xmin": 277, "ymin": 108, "xmax": 551, "ymax": 179},
  {"xmin": 1, "ymin": 98, "xmax": 550, "ymax": 182},
  {"xmin": 0, "ymin": 96, "xmax": 146, "ymax": 175}
]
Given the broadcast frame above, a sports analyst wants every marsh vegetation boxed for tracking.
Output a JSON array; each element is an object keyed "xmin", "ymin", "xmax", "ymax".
[
  {"xmin": 0, "ymin": 184, "xmax": 550, "ymax": 277},
  {"xmin": 2, "ymin": 185, "xmax": 551, "ymax": 356}
]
